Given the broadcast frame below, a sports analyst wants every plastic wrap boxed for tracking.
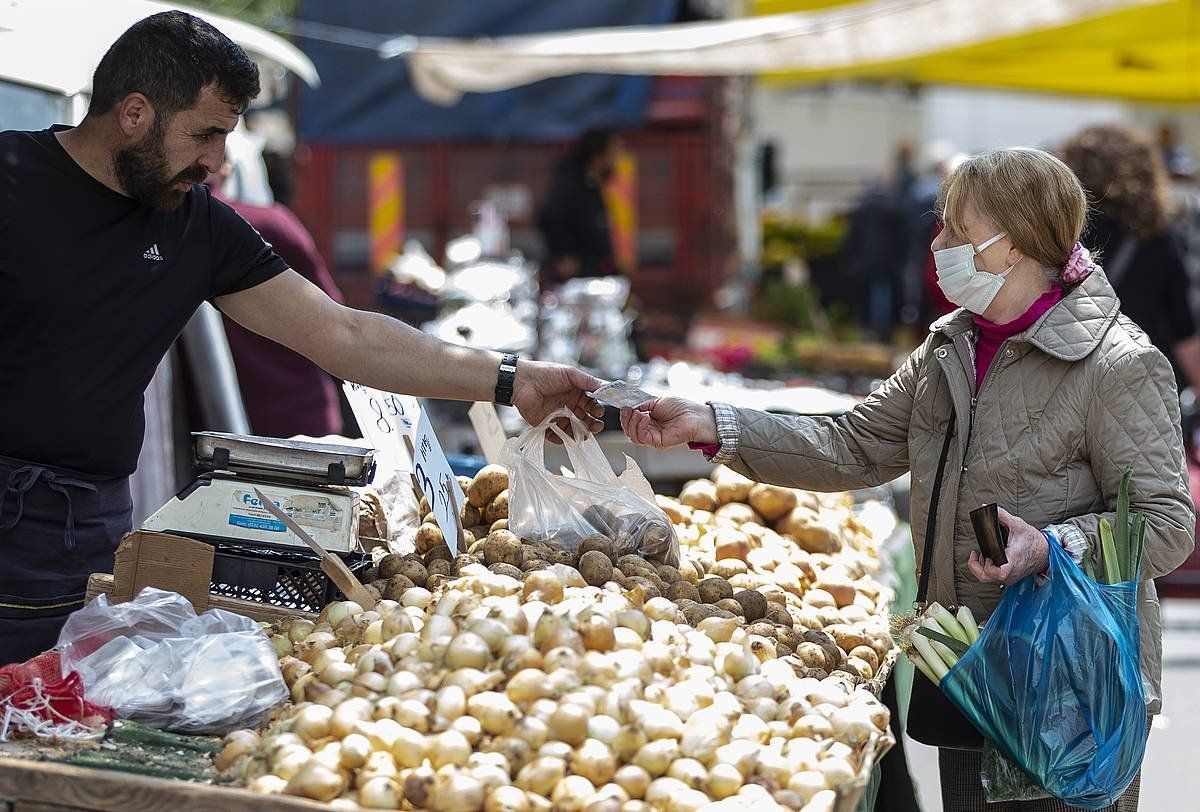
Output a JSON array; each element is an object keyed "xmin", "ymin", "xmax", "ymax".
[
  {"xmin": 940, "ymin": 541, "xmax": 1147, "ymax": 809},
  {"xmin": 503, "ymin": 408, "xmax": 680, "ymax": 566},
  {"xmin": 57, "ymin": 588, "xmax": 287, "ymax": 735}
]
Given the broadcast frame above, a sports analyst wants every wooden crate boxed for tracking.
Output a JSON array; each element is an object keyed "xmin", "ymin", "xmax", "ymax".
[{"xmin": 0, "ymin": 756, "xmax": 324, "ymax": 812}]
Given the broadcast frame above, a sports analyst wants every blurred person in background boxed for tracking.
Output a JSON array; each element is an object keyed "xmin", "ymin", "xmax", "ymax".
[
  {"xmin": 538, "ymin": 128, "xmax": 621, "ymax": 287},
  {"xmin": 1061, "ymin": 125, "xmax": 1200, "ymax": 394},
  {"xmin": 207, "ymin": 127, "xmax": 346, "ymax": 439},
  {"xmin": 843, "ymin": 142, "xmax": 918, "ymax": 341}
]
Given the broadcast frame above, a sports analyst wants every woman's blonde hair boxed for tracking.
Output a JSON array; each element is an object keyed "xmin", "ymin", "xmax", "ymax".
[{"xmin": 939, "ymin": 148, "xmax": 1088, "ymax": 279}]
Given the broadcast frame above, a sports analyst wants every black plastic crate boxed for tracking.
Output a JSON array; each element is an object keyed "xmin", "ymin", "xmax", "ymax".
[{"xmin": 209, "ymin": 544, "xmax": 372, "ymax": 614}]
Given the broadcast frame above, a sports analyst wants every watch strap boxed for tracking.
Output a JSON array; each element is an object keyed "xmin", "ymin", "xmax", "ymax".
[{"xmin": 494, "ymin": 354, "xmax": 519, "ymax": 406}]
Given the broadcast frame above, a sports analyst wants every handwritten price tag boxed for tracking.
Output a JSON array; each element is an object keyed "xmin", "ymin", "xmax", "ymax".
[
  {"xmin": 468, "ymin": 402, "xmax": 507, "ymax": 464},
  {"xmin": 408, "ymin": 409, "xmax": 465, "ymax": 555},
  {"xmin": 342, "ymin": 381, "xmax": 420, "ymax": 477}
]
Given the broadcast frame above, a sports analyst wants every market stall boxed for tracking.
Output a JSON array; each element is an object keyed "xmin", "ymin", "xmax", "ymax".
[{"xmin": 0, "ymin": 413, "xmax": 903, "ymax": 812}]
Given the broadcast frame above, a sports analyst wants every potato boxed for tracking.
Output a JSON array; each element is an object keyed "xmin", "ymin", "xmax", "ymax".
[
  {"xmin": 764, "ymin": 602, "xmax": 793, "ymax": 628},
  {"xmin": 415, "ymin": 523, "xmax": 444, "ymax": 553},
  {"xmin": 485, "ymin": 490, "xmax": 510, "ymax": 525},
  {"xmin": 462, "ymin": 503, "xmax": 483, "ymax": 528},
  {"xmin": 382, "ymin": 556, "xmax": 427, "ymax": 587},
  {"xmin": 579, "ymin": 550, "xmax": 615, "ymax": 586},
  {"xmin": 655, "ymin": 496, "xmax": 691, "ymax": 525},
  {"xmin": 480, "ymin": 530, "xmax": 522, "ymax": 568},
  {"xmin": 696, "ymin": 576, "xmax": 734, "ymax": 605},
  {"xmin": 795, "ymin": 642, "xmax": 828, "ymax": 670},
  {"xmin": 382, "ymin": 574, "xmax": 415, "ymax": 601},
  {"xmin": 665, "ymin": 581, "xmax": 701, "ymax": 604},
  {"xmin": 469, "ymin": 525, "xmax": 491, "ymax": 541},
  {"xmin": 625, "ymin": 577, "xmax": 662, "ymax": 601},
  {"xmin": 583, "ymin": 505, "xmax": 619, "ymax": 536},
  {"xmin": 849, "ymin": 646, "xmax": 880, "ymax": 673},
  {"xmin": 747, "ymin": 484, "xmax": 798, "ymax": 522},
  {"xmin": 732, "ymin": 589, "xmax": 768, "ymax": 623},
  {"xmin": 522, "ymin": 558, "xmax": 550, "ymax": 572},
  {"xmin": 489, "ymin": 563, "xmax": 524, "ymax": 580},
  {"xmin": 814, "ymin": 577, "xmax": 857, "ymax": 608},
  {"xmin": 714, "ymin": 503, "xmax": 761, "ymax": 527},
  {"xmin": 826, "ymin": 625, "xmax": 868, "ymax": 653},
  {"xmin": 424, "ymin": 544, "xmax": 453, "ymax": 563},
  {"xmin": 801, "ymin": 630, "xmax": 843, "ymax": 672},
  {"xmin": 715, "ymin": 598, "xmax": 744, "ymax": 617},
  {"xmin": 678, "ymin": 479, "xmax": 718, "ymax": 512},
  {"xmin": 547, "ymin": 550, "xmax": 577, "ymax": 567},
  {"xmin": 745, "ymin": 622, "xmax": 777, "ymax": 640},
  {"xmin": 802, "ymin": 588, "xmax": 837, "ymax": 610},
  {"xmin": 452, "ymin": 554, "xmax": 481, "ymax": 575},
  {"xmin": 712, "ymin": 466, "xmax": 754, "ymax": 504},
  {"xmin": 579, "ymin": 534, "xmax": 619, "ymax": 564},
  {"xmin": 490, "ymin": 519, "xmax": 510, "ymax": 533},
  {"xmin": 708, "ymin": 562, "xmax": 747, "ymax": 583},
  {"xmin": 713, "ymin": 528, "xmax": 752, "ymax": 562},
  {"xmin": 467, "ymin": 465, "xmax": 509, "ymax": 509},
  {"xmin": 776, "ymin": 509, "xmax": 841, "ymax": 554},
  {"xmin": 427, "ymin": 558, "xmax": 452, "ymax": 580},
  {"xmin": 683, "ymin": 603, "xmax": 728, "ymax": 625},
  {"xmin": 653, "ymin": 564, "xmax": 682, "ymax": 584},
  {"xmin": 816, "ymin": 607, "xmax": 843, "ymax": 628}
]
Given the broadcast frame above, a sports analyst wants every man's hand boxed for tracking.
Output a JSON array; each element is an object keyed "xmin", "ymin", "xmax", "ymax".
[
  {"xmin": 620, "ymin": 397, "xmax": 717, "ymax": 449},
  {"xmin": 967, "ymin": 506, "xmax": 1049, "ymax": 586},
  {"xmin": 511, "ymin": 360, "xmax": 604, "ymax": 431}
]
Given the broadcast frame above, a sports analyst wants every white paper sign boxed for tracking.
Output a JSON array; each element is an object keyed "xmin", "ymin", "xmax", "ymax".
[
  {"xmin": 342, "ymin": 381, "xmax": 420, "ymax": 477},
  {"xmin": 468, "ymin": 402, "xmax": 507, "ymax": 464},
  {"xmin": 412, "ymin": 409, "xmax": 465, "ymax": 555}
]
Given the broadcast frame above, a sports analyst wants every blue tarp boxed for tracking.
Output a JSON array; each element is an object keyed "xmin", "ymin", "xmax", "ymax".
[{"xmin": 297, "ymin": 0, "xmax": 675, "ymax": 143}]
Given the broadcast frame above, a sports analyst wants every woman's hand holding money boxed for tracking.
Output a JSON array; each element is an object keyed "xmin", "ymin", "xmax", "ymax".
[{"xmin": 620, "ymin": 397, "xmax": 716, "ymax": 449}]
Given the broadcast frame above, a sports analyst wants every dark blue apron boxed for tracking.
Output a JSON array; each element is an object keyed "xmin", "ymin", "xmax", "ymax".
[{"xmin": 0, "ymin": 454, "xmax": 131, "ymax": 665}]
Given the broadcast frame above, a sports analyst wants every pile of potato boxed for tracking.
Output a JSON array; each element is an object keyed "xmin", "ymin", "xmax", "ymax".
[{"xmin": 231, "ymin": 465, "xmax": 897, "ymax": 810}]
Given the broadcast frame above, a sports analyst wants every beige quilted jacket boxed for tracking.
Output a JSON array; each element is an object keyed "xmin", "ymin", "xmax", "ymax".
[{"xmin": 713, "ymin": 269, "xmax": 1194, "ymax": 711}]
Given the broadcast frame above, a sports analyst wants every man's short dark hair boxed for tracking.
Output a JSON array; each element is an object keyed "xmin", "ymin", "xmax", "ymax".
[{"xmin": 88, "ymin": 11, "xmax": 260, "ymax": 120}]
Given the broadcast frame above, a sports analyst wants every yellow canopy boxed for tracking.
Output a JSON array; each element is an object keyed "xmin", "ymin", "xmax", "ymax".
[{"xmin": 755, "ymin": 0, "xmax": 1200, "ymax": 102}]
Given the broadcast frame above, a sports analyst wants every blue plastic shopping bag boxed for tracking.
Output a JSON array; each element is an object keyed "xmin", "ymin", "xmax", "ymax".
[{"xmin": 940, "ymin": 540, "xmax": 1148, "ymax": 809}]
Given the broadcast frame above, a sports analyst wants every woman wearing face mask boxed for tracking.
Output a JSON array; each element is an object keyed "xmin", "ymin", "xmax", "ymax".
[{"xmin": 621, "ymin": 147, "xmax": 1194, "ymax": 811}]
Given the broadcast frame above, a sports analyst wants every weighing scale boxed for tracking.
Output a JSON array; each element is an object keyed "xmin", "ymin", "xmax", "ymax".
[{"xmin": 142, "ymin": 432, "xmax": 377, "ymax": 554}]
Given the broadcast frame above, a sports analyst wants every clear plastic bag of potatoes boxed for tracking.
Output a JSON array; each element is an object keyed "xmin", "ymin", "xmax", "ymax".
[{"xmin": 503, "ymin": 408, "xmax": 680, "ymax": 566}]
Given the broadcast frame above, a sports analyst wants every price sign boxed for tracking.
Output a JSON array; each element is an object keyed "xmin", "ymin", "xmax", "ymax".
[
  {"xmin": 409, "ymin": 409, "xmax": 465, "ymax": 555},
  {"xmin": 468, "ymin": 402, "xmax": 507, "ymax": 464},
  {"xmin": 342, "ymin": 381, "xmax": 420, "ymax": 477}
]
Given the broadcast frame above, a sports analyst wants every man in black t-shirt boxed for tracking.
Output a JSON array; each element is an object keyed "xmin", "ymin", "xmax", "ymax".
[{"xmin": 0, "ymin": 11, "xmax": 602, "ymax": 663}]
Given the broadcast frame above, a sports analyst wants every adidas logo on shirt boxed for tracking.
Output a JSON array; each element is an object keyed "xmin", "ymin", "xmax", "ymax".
[{"xmin": 143, "ymin": 244, "xmax": 164, "ymax": 261}]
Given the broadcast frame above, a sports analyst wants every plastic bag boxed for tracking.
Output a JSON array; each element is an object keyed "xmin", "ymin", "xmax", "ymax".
[
  {"xmin": 504, "ymin": 408, "xmax": 680, "ymax": 566},
  {"xmin": 940, "ymin": 541, "xmax": 1147, "ymax": 809},
  {"xmin": 57, "ymin": 587, "xmax": 287, "ymax": 735},
  {"xmin": 981, "ymin": 740, "xmax": 1052, "ymax": 802}
]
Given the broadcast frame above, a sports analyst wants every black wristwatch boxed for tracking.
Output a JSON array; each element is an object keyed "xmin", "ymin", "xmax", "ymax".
[{"xmin": 494, "ymin": 353, "xmax": 519, "ymax": 406}]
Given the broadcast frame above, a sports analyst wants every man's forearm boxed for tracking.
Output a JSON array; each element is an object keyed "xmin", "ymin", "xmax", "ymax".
[{"xmin": 321, "ymin": 306, "xmax": 501, "ymax": 401}]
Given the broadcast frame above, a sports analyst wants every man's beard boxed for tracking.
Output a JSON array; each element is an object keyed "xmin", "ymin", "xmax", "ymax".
[{"xmin": 113, "ymin": 120, "xmax": 207, "ymax": 211}]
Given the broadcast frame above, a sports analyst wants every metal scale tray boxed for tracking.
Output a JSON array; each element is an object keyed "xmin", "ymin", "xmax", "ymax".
[{"xmin": 193, "ymin": 432, "xmax": 376, "ymax": 487}]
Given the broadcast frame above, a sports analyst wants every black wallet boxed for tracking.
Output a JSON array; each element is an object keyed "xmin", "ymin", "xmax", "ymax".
[{"xmin": 970, "ymin": 502, "xmax": 1009, "ymax": 566}]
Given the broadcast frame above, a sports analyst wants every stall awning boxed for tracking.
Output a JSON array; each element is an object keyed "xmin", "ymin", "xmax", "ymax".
[
  {"xmin": 399, "ymin": 0, "xmax": 1189, "ymax": 105},
  {"xmin": 0, "ymin": 0, "xmax": 319, "ymax": 97},
  {"xmin": 757, "ymin": 0, "xmax": 1200, "ymax": 102}
]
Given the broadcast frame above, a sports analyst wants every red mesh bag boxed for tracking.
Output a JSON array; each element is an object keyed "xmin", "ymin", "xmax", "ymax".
[{"xmin": 0, "ymin": 652, "xmax": 112, "ymax": 737}]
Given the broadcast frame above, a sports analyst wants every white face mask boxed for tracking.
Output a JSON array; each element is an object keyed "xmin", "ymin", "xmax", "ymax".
[{"xmin": 933, "ymin": 232, "xmax": 1015, "ymax": 314}]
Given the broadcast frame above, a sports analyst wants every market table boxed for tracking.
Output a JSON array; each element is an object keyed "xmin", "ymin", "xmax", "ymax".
[{"xmin": 0, "ymin": 743, "xmax": 325, "ymax": 812}]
